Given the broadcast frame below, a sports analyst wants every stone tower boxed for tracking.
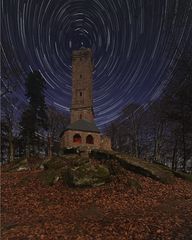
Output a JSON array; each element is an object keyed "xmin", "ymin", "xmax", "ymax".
[
  {"xmin": 71, "ymin": 48, "xmax": 94, "ymax": 123},
  {"xmin": 60, "ymin": 47, "xmax": 111, "ymax": 151}
]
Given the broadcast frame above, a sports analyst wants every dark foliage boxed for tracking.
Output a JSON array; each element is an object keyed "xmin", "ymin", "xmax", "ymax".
[{"xmin": 20, "ymin": 71, "xmax": 48, "ymax": 156}]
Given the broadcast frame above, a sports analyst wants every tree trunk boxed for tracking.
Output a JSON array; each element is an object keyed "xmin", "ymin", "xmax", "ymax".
[
  {"xmin": 172, "ymin": 139, "xmax": 177, "ymax": 171},
  {"xmin": 47, "ymin": 134, "xmax": 52, "ymax": 159},
  {"xmin": 182, "ymin": 128, "xmax": 187, "ymax": 172},
  {"xmin": 132, "ymin": 116, "xmax": 139, "ymax": 158},
  {"xmin": 26, "ymin": 136, "xmax": 30, "ymax": 158},
  {"xmin": 153, "ymin": 122, "xmax": 164, "ymax": 163},
  {"xmin": 9, "ymin": 141, "xmax": 14, "ymax": 162},
  {"xmin": 8, "ymin": 129, "xmax": 14, "ymax": 162},
  {"xmin": 182, "ymin": 117, "xmax": 187, "ymax": 172}
]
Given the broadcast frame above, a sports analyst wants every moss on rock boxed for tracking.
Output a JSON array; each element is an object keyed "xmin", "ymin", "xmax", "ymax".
[
  {"xmin": 40, "ymin": 169, "xmax": 60, "ymax": 186},
  {"xmin": 62, "ymin": 162, "xmax": 110, "ymax": 187},
  {"xmin": 127, "ymin": 178, "xmax": 142, "ymax": 190},
  {"xmin": 116, "ymin": 154, "xmax": 175, "ymax": 184},
  {"xmin": 7, "ymin": 158, "xmax": 29, "ymax": 172},
  {"xmin": 173, "ymin": 171, "xmax": 192, "ymax": 182},
  {"xmin": 40, "ymin": 156, "xmax": 110, "ymax": 187},
  {"xmin": 90, "ymin": 149, "xmax": 114, "ymax": 160}
]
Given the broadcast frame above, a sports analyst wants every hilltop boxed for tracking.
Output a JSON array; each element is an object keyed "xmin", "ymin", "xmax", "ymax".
[{"xmin": 1, "ymin": 151, "xmax": 192, "ymax": 239}]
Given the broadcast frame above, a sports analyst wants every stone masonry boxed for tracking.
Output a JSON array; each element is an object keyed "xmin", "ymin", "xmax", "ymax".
[{"xmin": 60, "ymin": 47, "xmax": 111, "ymax": 151}]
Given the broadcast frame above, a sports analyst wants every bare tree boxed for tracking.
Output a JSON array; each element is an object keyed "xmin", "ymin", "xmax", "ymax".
[
  {"xmin": 121, "ymin": 103, "xmax": 145, "ymax": 157},
  {"xmin": 1, "ymin": 43, "xmax": 23, "ymax": 97},
  {"xmin": 105, "ymin": 103, "xmax": 145, "ymax": 157},
  {"xmin": 1, "ymin": 95, "xmax": 20, "ymax": 162},
  {"xmin": 162, "ymin": 46, "xmax": 192, "ymax": 171}
]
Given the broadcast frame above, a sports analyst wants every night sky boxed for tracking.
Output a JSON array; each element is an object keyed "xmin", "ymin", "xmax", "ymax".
[{"xmin": 2, "ymin": 0, "xmax": 192, "ymax": 128}]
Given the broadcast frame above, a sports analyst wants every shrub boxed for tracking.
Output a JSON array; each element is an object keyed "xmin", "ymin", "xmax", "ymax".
[
  {"xmin": 59, "ymin": 147, "xmax": 78, "ymax": 155},
  {"xmin": 90, "ymin": 150, "xmax": 114, "ymax": 160}
]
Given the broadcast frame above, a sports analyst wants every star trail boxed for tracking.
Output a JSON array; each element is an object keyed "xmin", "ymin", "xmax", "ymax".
[{"xmin": 2, "ymin": 0, "xmax": 192, "ymax": 127}]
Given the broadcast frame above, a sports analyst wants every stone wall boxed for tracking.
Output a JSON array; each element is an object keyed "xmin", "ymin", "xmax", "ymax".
[
  {"xmin": 100, "ymin": 135, "xmax": 112, "ymax": 151},
  {"xmin": 61, "ymin": 130, "xmax": 101, "ymax": 150},
  {"xmin": 61, "ymin": 130, "xmax": 112, "ymax": 151},
  {"xmin": 70, "ymin": 107, "xmax": 94, "ymax": 123}
]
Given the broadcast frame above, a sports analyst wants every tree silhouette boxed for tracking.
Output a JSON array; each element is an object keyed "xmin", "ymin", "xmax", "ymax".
[{"xmin": 20, "ymin": 71, "xmax": 48, "ymax": 156}]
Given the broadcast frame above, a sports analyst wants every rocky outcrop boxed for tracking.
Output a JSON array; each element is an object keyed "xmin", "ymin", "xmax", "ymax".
[
  {"xmin": 64, "ymin": 162, "xmax": 110, "ymax": 187},
  {"xmin": 113, "ymin": 154, "xmax": 175, "ymax": 184},
  {"xmin": 41, "ymin": 156, "xmax": 110, "ymax": 187}
]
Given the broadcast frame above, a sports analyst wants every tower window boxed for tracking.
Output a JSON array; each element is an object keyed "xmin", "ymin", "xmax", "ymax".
[
  {"xmin": 80, "ymin": 92, "xmax": 82, "ymax": 96},
  {"xmin": 80, "ymin": 74, "xmax": 82, "ymax": 78},
  {"xmin": 86, "ymin": 135, "xmax": 94, "ymax": 144},
  {"xmin": 73, "ymin": 134, "xmax": 82, "ymax": 143},
  {"xmin": 80, "ymin": 114, "xmax": 82, "ymax": 119}
]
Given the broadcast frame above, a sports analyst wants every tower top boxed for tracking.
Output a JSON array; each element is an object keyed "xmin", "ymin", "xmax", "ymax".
[
  {"xmin": 72, "ymin": 48, "xmax": 93, "ymax": 68},
  {"xmin": 72, "ymin": 47, "xmax": 92, "ymax": 57},
  {"xmin": 70, "ymin": 47, "xmax": 94, "ymax": 123}
]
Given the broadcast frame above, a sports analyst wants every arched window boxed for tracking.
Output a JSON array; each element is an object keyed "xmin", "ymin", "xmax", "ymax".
[
  {"xmin": 73, "ymin": 134, "xmax": 82, "ymax": 143},
  {"xmin": 86, "ymin": 135, "xmax": 94, "ymax": 144}
]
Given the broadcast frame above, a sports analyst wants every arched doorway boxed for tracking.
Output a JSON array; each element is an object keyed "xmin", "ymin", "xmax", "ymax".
[
  {"xmin": 86, "ymin": 135, "xmax": 94, "ymax": 144},
  {"xmin": 73, "ymin": 134, "xmax": 82, "ymax": 143}
]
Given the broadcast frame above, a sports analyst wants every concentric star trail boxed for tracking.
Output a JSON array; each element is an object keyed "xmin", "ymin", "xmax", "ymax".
[{"xmin": 2, "ymin": 0, "xmax": 192, "ymax": 127}]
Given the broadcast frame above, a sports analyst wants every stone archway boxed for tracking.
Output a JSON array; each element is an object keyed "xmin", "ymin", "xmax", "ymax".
[
  {"xmin": 73, "ymin": 134, "xmax": 82, "ymax": 143},
  {"xmin": 86, "ymin": 135, "xmax": 94, "ymax": 144}
]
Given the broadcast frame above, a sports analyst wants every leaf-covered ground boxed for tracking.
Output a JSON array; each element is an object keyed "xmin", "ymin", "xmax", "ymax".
[{"xmin": 1, "ymin": 167, "xmax": 192, "ymax": 240}]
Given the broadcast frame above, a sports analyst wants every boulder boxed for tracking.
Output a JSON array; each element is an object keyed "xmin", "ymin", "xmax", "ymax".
[
  {"xmin": 53, "ymin": 176, "xmax": 60, "ymax": 184},
  {"xmin": 116, "ymin": 154, "xmax": 175, "ymax": 184},
  {"xmin": 39, "ymin": 164, "xmax": 45, "ymax": 170},
  {"xmin": 14, "ymin": 159, "xmax": 29, "ymax": 171},
  {"xmin": 40, "ymin": 169, "xmax": 60, "ymax": 186},
  {"xmin": 17, "ymin": 166, "xmax": 29, "ymax": 171},
  {"xmin": 63, "ymin": 162, "xmax": 110, "ymax": 187}
]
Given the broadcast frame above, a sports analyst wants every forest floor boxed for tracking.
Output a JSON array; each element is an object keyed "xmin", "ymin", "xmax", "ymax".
[{"xmin": 1, "ymin": 166, "xmax": 192, "ymax": 240}]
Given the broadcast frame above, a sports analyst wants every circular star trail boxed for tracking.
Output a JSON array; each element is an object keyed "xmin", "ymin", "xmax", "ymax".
[{"xmin": 2, "ymin": 0, "xmax": 192, "ymax": 127}]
